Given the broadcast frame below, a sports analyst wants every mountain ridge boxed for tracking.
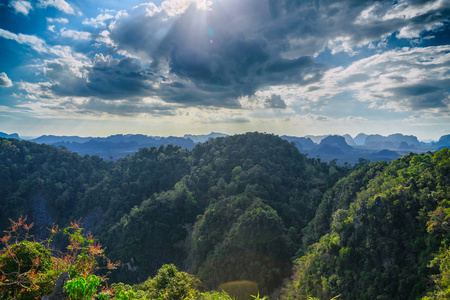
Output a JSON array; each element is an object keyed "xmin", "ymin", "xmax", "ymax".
[{"xmin": 2, "ymin": 131, "xmax": 449, "ymax": 164}]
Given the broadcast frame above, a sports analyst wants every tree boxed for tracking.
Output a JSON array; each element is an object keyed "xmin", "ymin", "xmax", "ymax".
[
  {"xmin": 0, "ymin": 216, "xmax": 55, "ymax": 299},
  {"xmin": 0, "ymin": 217, "xmax": 118, "ymax": 300}
]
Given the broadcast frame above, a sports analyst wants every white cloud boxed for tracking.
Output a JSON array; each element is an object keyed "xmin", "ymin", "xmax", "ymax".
[
  {"xmin": 327, "ymin": 36, "xmax": 357, "ymax": 55},
  {"xmin": 303, "ymin": 113, "xmax": 330, "ymax": 122},
  {"xmin": 38, "ymin": 0, "xmax": 74, "ymax": 14},
  {"xmin": 355, "ymin": 0, "xmax": 448, "ymax": 40},
  {"xmin": 345, "ymin": 116, "xmax": 368, "ymax": 121},
  {"xmin": 0, "ymin": 28, "xmax": 89, "ymax": 62},
  {"xmin": 0, "ymin": 28, "xmax": 48, "ymax": 53},
  {"xmin": 60, "ymin": 28, "xmax": 91, "ymax": 40},
  {"xmin": 46, "ymin": 17, "xmax": 69, "ymax": 23},
  {"xmin": 160, "ymin": 0, "xmax": 212, "ymax": 17},
  {"xmin": 281, "ymin": 45, "xmax": 450, "ymax": 113},
  {"xmin": 382, "ymin": 0, "xmax": 445, "ymax": 21},
  {"xmin": 397, "ymin": 21, "xmax": 445, "ymax": 39},
  {"xmin": 0, "ymin": 72, "xmax": 13, "ymax": 87},
  {"xmin": 82, "ymin": 13, "xmax": 115, "ymax": 28},
  {"xmin": 0, "ymin": 28, "xmax": 91, "ymax": 99},
  {"xmin": 16, "ymin": 81, "xmax": 54, "ymax": 100},
  {"xmin": 10, "ymin": 0, "xmax": 33, "ymax": 15},
  {"xmin": 94, "ymin": 30, "xmax": 115, "ymax": 47}
]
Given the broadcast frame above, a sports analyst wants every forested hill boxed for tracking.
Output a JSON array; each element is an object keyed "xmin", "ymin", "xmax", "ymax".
[
  {"xmin": 1, "ymin": 134, "xmax": 450, "ymax": 299},
  {"xmin": 0, "ymin": 133, "xmax": 348, "ymax": 294},
  {"xmin": 283, "ymin": 149, "xmax": 450, "ymax": 299}
]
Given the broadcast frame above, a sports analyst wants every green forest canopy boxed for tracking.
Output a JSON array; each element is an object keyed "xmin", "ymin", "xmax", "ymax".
[{"xmin": 0, "ymin": 133, "xmax": 449, "ymax": 299}]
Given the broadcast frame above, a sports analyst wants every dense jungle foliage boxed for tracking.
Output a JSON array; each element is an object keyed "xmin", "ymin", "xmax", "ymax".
[
  {"xmin": 282, "ymin": 149, "xmax": 450, "ymax": 299},
  {"xmin": 0, "ymin": 217, "xmax": 233, "ymax": 300},
  {"xmin": 1, "ymin": 133, "xmax": 449, "ymax": 299}
]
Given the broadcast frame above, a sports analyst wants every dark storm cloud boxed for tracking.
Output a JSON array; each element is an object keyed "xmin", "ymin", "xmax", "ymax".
[
  {"xmin": 154, "ymin": 81, "xmax": 243, "ymax": 107},
  {"xmin": 264, "ymin": 94, "xmax": 287, "ymax": 109},
  {"xmin": 44, "ymin": 53, "xmax": 246, "ymax": 108},
  {"xmin": 49, "ymin": 98, "xmax": 177, "ymax": 117},
  {"xmin": 389, "ymin": 82, "xmax": 450, "ymax": 110},
  {"xmin": 408, "ymin": 91, "xmax": 449, "ymax": 110},
  {"xmin": 105, "ymin": 0, "xmax": 330, "ymax": 107},
  {"xmin": 47, "ymin": 55, "xmax": 155, "ymax": 100},
  {"xmin": 391, "ymin": 84, "xmax": 442, "ymax": 97},
  {"xmin": 101, "ymin": 0, "xmax": 449, "ymax": 108}
]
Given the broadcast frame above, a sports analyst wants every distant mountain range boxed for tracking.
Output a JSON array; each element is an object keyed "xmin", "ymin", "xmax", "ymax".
[
  {"xmin": 0, "ymin": 132, "xmax": 20, "ymax": 139},
  {"xmin": 1, "ymin": 131, "xmax": 449, "ymax": 164},
  {"xmin": 282, "ymin": 133, "xmax": 449, "ymax": 164}
]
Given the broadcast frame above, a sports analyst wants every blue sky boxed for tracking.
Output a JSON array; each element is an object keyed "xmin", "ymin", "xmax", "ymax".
[{"xmin": 0, "ymin": 0, "xmax": 449, "ymax": 140}]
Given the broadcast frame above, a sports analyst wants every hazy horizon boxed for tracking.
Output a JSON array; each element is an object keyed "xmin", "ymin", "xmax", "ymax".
[
  {"xmin": 1, "ymin": 129, "xmax": 445, "ymax": 143},
  {"xmin": 1, "ymin": 0, "xmax": 449, "ymax": 140}
]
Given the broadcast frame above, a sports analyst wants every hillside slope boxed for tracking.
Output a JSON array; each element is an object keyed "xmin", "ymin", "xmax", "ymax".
[
  {"xmin": 0, "ymin": 133, "xmax": 347, "ymax": 296},
  {"xmin": 101, "ymin": 133, "xmax": 345, "ymax": 292},
  {"xmin": 2, "ymin": 134, "xmax": 449, "ymax": 299},
  {"xmin": 281, "ymin": 149, "xmax": 450, "ymax": 299}
]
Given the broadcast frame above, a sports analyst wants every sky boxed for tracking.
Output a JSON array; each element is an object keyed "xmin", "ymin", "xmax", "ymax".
[{"xmin": 0, "ymin": 0, "xmax": 449, "ymax": 140}]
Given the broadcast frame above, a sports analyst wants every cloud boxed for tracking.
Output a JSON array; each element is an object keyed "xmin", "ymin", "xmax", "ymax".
[
  {"xmin": 82, "ymin": 13, "xmax": 115, "ymax": 28},
  {"xmin": 304, "ymin": 113, "xmax": 330, "ymax": 122},
  {"xmin": 201, "ymin": 117, "xmax": 251, "ymax": 124},
  {"xmin": 60, "ymin": 28, "xmax": 91, "ymax": 40},
  {"xmin": 6, "ymin": 0, "xmax": 450, "ymax": 120},
  {"xmin": 51, "ymin": 98, "xmax": 178, "ymax": 117},
  {"xmin": 285, "ymin": 45, "xmax": 450, "ymax": 114},
  {"xmin": 388, "ymin": 84, "xmax": 449, "ymax": 110},
  {"xmin": 273, "ymin": 0, "xmax": 449, "ymax": 57},
  {"xmin": 47, "ymin": 17, "xmax": 69, "ymax": 23},
  {"xmin": 264, "ymin": 94, "xmax": 287, "ymax": 109},
  {"xmin": 15, "ymin": 77, "xmax": 180, "ymax": 118},
  {"xmin": 16, "ymin": 81, "xmax": 54, "ymax": 100},
  {"xmin": 294, "ymin": 113, "xmax": 369, "ymax": 123},
  {"xmin": 0, "ymin": 72, "xmax": 13, "ymax": 87},
  {"xmin": 47, "ymin": 54, "xmax": 153, "ymax": 100},
  {"xmin": 43, "ymin": 53, "xmax": 242, "ymax": 107},
  {"xmin": 345, "ymin": 116, "xmax": 368, "ymax": 121},
  {"xmin": 349, "ymin": 46, "xmax": 450, "ymax": 112},
  {"xmin": 0, "ymin": 28, "xmax": 47, "ymax": 53},
  {"xmin": 38, "ymin": 0, "xmax": 74, "ymax": 14},
  {"xmin": 8, "ymin": 0, "xmax": 76, "ymax": 16},
  {"xmin": 46, "ymin": 18, "xmax": 69, "ymax": 32},
  {"xmin": 199, "ymin": 113, "xmax": 250, "ymax": 124},
  {"xmin": 104, "ymin": 0, "xmax": 327, "ymax": 107},
  {"xmin": 10, "ymin": 0, "xmax": 32, "ymax": 15},
  {"xmin": 356, "ymin": 0, "xmax": 448, "ymax": 40},
  {"xmin": 37, "ymin": 46, "xmax": 316, "ymax": 108},
  {"xmin": 0, "ymin": 28, "xmax": 89, "ymax": 68},
  {"xmin": 98, "ymin": 0, "xmax": 449, "ymax": 108}
]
